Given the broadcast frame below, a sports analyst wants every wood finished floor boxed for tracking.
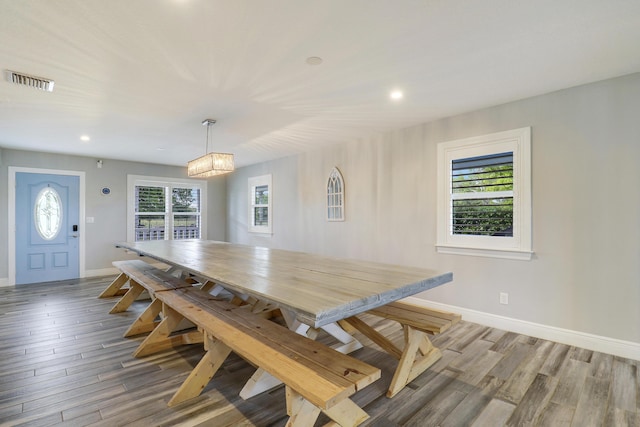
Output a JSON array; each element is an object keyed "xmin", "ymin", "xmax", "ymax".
[{"xmin": 0, "ymin": 276, "xmax": 638, "ymax": 427}]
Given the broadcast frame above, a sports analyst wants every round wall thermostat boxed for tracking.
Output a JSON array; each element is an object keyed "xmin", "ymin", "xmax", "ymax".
[{"xmin": 101, "ymin": 187, "xmax": 111, "ymax": 195}]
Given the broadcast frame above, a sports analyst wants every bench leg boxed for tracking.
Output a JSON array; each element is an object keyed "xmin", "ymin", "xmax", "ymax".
[
  {"xmin": 343, "ymin": 316, "xmax": 403, "ymax": 359},
  {"xmin": 285, "ymin": 387, "xmax": 369, "ymax": 427},
  {"xmin": 199, "ymin": 280, "xmax": 218, "ymax": 293},
  {"xmin": 322, "ymin": 397, "xmax": 370, "ymax": 427},
  {"xmin": 98, "ymin": 272, "xmax": 129, "ymax": 298},
  {"xmin": 387, "ymin": 325, "xmax": 442, "ymax": 398},
  {"xmin": 123, "ymin": 298, "xmax": 162, "ymax": 337},
  {"xmin": 168, "ymin": 334, "xmax": 232, "ymax": 406},
  {"xmin": 320, "ymin": 322, "xmax": 363, "ymax": 354},
  {"xmin": 239, "ymin": 368, "xmax": 283, "ymax": 400},
  {"xmin": 285, "ymin": 387, "xmax": 321, "ymax": 427},
  {"xmin": 109, "ymin": 280, "xmax": 145, "ymax": 314},
  {"xmin": 133, "ymin": 305, "xmax": 186, "ymax": 358},
  {"xmin": 240, "ymin": 310, "xmax": 364, "ymax": 400}
]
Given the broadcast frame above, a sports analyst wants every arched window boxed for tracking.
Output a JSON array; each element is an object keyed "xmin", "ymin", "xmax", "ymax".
[{"xmin": 327, "ymin": 167, "xmax": 345, "ymax": 221}]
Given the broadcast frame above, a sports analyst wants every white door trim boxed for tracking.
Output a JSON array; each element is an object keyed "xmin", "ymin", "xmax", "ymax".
[{"xmin": 8, "ymin": 167, "xmax": 86, "ymax": 286}]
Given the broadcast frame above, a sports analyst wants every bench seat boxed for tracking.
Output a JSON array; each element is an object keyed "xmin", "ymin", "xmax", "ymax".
[
  {"xmin": 368, "ymin": 300, "xmax": 461, "ymax": 334},
  {"xmin": 137, "ymin": 287, "xmax": 380, "ymax": 426},
  {"xmin": 99, "ymin": 260, "xmax": 194, "ymax": 311}
]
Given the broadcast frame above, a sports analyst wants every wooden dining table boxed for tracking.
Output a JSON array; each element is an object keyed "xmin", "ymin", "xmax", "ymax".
[
  {"xmin": 116, "ymin": 239, "xmax": 455, "ymax": 399},
  {"xmin": 116, "ymin": 239, "xmax": 453, "ymax": 328}
]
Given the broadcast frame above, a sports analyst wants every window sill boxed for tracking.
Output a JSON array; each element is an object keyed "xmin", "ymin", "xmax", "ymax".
[
  {"xmin": 248, "ymin": 229, "xmax": 272, "ymax": 235},
  {"xmin": 436, "ymin": 244, "xmax": 533, "ymax": 261}
]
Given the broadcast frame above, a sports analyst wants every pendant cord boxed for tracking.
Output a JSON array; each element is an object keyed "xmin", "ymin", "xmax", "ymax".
[{"xmin": 205, "ymin": 123, "xmax": 210, "ymax": 155}]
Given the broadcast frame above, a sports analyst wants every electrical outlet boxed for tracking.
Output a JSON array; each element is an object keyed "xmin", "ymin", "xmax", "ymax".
[{"xmin": 499, "ymin": 292, "xmax": 509, "ymax": 305}]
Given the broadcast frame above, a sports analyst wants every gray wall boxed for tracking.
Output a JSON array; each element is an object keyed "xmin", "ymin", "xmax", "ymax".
[
  {"xmin": 0, "ymin": 149, "xmax": 227, "ymax": 278},
  {"xmin": 227, "ymin": 72, "xmax": 640, "ymax": 344}
]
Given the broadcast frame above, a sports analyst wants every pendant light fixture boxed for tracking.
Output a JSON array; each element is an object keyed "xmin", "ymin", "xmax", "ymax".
[{"xmin": 187, "ymin": 119, "xmax": 235, "ymax": 177}]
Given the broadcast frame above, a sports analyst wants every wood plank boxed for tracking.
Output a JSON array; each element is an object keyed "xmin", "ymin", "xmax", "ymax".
[
  {"xmin": 588, "ymin": 351, "xmax": 614, "ymax": 379},
  {"xmin": 108, "ymin": 280, "xmax": 145, "ymax": 313},
  {"xmin": 551, "ymin": 358, "xmax": 590, "ymax": 407},
  {"xmin": 536, "ymin": 401, "xmax": 575, "ymax": 426},
  {"xmin": 469, "ymin": 398, "xmax": 515, "ymax": 427},
  {"xmin": 167, "ymin": 334, "xmax": 232, "ymax": 406},
  {"xmin": 609, "ymin": 358, "xmax": 637, "ymax": 412},
  {"xmin": 572, "ymin": 376, "xmax": 611, "ymax": 426},
  {"xmin": 539, "ymin": 341, "xmax": 571, "ymax": 377},
  {"xmin": 403, "ymin": 388, "xmax": 467, "ymax": 426},
  {"xmin": 384, "ymin": 368, "xmax": 461, "ymax": 425},
  {"xmin": 343, "ymin": 315, "xmax": 403, "ymax": 359},
  {"xmin": 495, "ymin": 339, "xmax": 554, "ymax": 405},
  {"xmin": 367, "ymin": 304, "xmax": 453, "ymax": 334},
  {"xmin": 488, "ymin": 331, "xmax": 520, "ymax": 354},
  {"xmin": 387, "ymin": 326, "xmax": 441, "ymax": 397},
  {"xmin": 97, "ymin": 272, "xmax": 129, "ymax": 298},
  {"xmin": 440, "ymin": 376, "xmax": 504, "ymax": 427},
  {"xmin": 504, "ymin": 373, "xmax": 558, "ymax": 426},
  {"xmin": 487, "ymin": 342, "xmax": 535, "ymax": 380},
  {"xmin": 448, "ymin": 339, "xmax": 494, "ymax": 372}
]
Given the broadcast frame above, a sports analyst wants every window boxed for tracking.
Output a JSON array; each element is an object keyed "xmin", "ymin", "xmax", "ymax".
[
  {"xmin": 34, "ymin": 187, "xmax": 62, "ymax": 240},
  {"xmin": 436, "ymin": 127, "xmax": 532, "ymax": 260},
  {"xmin": 127, "ymin": 175, "xmax": 207, "ymax": 241},
  {"xmin": 327, "ymin": 167, "xmax": 345, "ymax": 221},
  {"xmin": 248, "ymin": 174, "xmax": 272, "ymax": 234},
  {"xmin": 452, "ymin": 152, "xmax": 513, "ymax": 236}
]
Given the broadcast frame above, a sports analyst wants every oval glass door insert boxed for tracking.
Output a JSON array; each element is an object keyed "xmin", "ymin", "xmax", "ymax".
[{"xmin": 34, "ymin": 187, "xmax": 63, "ymax": 240}]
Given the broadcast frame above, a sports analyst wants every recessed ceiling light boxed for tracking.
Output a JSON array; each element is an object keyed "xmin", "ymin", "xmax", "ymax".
[
  {"xmin": 80, "ymin": 135, "xmax": 90, "ymax": 142},
  {"xmin": 306, "ymin": 56, "xmax": 323, "ymax": 65},
  {"xmin": 390, "ymin": 90, "xmax": 403, "ymax": 100}
]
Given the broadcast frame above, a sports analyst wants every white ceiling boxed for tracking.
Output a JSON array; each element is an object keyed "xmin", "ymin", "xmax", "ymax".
[{"xmin": 1, "ymin": 0, "xmax": 640, "ymax": 169}]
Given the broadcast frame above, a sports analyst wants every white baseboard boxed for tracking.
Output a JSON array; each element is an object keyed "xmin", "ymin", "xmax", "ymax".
[
  {"xmin": 404, "ymin": 296, "xmax": 640, "ymax": 361},
  {"xmin": 84, "ymin": 261, "xmax": 169, "ymax": 279},
  {"xmin": 1, "ymin": 264, "xmax": 170, "ymax": 287},
  {"xmin": 84, "ymin": 267, "xmax": 120, "ymax": 278}
]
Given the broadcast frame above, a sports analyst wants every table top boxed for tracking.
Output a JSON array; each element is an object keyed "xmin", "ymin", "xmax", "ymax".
[{"xmin": 117, "ymin": 240, "xmax": 453, "ymax": 328}]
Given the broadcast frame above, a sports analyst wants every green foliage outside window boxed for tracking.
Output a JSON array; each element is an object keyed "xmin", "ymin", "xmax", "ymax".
[{"xmin": 452, "ymin": 157, "xmax": 514, "ymax": 236}]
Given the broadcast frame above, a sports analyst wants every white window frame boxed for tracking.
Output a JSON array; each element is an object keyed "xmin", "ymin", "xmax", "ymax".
[
  {"xmin": 127, "ymin": 175, "xmax": 207, "ymax": 241},
  {"xmin": 327, "ymin": 167, "xmax": 345, "ymax": 221},
  {"xmin": 436, "ymin": 127, "xmax": 532, "ymax": 260},
  {"xmin": 248, "ymin": 174, "xmax": 272, "ymax": 234}
]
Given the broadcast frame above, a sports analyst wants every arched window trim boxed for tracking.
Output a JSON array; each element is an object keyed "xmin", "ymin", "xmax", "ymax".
[{"xmin": 327, "ymin": 167, "xmax": 345, "ymax": 221}]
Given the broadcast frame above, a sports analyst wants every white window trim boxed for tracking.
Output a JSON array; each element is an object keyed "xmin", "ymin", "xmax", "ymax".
[
  {"xmin": 436, "ymin": 127, "xmax": 532, "ymax": 260},
  {"xmin": 127, "ymin": 175, "xmax": 207, "ymax": 241},
  {"xmin": 327, "ymin": 167, "xmax": 345, "ymax": 222},
  {"xmin": 248, "ymin": 174, "xmax": 272, "ymax": 234}
]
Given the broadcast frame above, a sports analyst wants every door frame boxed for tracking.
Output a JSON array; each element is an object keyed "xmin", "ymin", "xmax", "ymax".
[{"xmin": 8, "ymin": 167, "xmax": 86, "ymax": 286}]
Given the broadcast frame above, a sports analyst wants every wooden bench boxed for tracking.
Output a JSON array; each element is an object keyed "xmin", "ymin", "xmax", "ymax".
[
  {"xmin": 342, "ymin": 299, "xmax": 461, "ymax": 398},
  {"xmin": 135, "ymin": 287, "xmax": 381, "ymax": 426},
  {"xmin": 99, "ymin": 260, "xmax": 198, "ymax": 303},
  {"xmin": 98, "ymin": 260, "xmax": 210, "ymax": 338}
]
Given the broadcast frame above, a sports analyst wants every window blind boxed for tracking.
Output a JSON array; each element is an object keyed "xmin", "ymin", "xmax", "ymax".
[{"xmin": 451, "ymin": 152, "xmax": 514, "ymax": 236}]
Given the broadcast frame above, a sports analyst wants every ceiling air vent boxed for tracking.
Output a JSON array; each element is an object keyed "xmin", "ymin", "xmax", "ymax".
[{"xmin": 5, "ymin": 70, "xmax": 55, "ymax": 92}]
